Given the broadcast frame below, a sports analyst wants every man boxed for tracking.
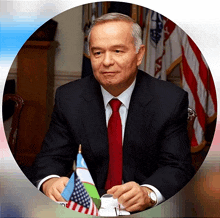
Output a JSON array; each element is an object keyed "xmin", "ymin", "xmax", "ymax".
[{"xmin": 32, "ymin": 13, "xmax": 194, "ymax": 212}]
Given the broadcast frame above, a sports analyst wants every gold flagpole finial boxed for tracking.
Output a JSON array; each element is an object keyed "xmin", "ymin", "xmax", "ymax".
[{"xmin": 78, "ymin": 144, "xmax": 82, "ymax": 154}]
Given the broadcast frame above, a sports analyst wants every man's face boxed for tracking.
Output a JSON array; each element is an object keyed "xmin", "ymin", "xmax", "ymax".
[{"xmin": 89, "ymin": 21, "xmax": 145, "ymax": 96}]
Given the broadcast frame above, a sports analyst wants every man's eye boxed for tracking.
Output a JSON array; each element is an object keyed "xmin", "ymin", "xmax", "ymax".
[
  {"xmin": 94, "ymin": 51, "xmax": 101, "ymax": 56},
  {"xmin": 115, "ymin": 50, "xmax": 121, "ymax": 53}
]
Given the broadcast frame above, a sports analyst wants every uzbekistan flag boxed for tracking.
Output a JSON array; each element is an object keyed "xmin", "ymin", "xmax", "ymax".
[{"xmin": 76, "ymin": 150, "xmax": 101, "ymax": 209}]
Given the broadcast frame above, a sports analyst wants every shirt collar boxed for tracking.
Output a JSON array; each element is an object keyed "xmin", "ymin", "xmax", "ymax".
[{"xmin": 101, "ymin": 79, "xmax": 136, "ymax": 109}]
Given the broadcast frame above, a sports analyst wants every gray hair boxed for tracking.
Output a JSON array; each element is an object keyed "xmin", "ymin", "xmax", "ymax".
[{"xmin": 87, "ymin": 12, "xmax": 143, "ymax": 54}]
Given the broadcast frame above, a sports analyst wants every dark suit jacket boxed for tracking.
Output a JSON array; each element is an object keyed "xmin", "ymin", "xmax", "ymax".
[{"xmin": 32, "ymin": 70, "xmax": 194, "ymax": 200}]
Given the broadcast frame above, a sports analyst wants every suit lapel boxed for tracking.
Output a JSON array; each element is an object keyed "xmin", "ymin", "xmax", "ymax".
[
  {"xmin": 123, "ymin": 71, "xmax": 153, "ymax": 182},
  {"xmin": 80, "ymin": 76, "xmax": 109, "ymax": 188},
  {"xmin": 80, "ymin": 76, "xmax": 109, "ymax": 158},
  {"xmin": 124, "ymin": 71, "xmax": 154, "ymax": 144}
]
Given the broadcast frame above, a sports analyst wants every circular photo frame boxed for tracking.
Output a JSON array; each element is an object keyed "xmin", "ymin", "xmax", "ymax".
[{"xmin": 1, "ymin": 1, "xmax": 219, "ymax": 217}]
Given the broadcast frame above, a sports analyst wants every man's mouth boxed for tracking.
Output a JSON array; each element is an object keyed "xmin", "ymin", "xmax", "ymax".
[{"xmin": 102, "ymin": 71, "xmax": 117, "ymax": 74}]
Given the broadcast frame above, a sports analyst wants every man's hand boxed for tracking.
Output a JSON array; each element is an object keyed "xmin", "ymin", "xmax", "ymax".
[
  {"xmin": 42, "ymin": 177, "xmax": 69, "ymax": 202},
  {"xmin": 107, "ymin": 181, "xmax": 154, "ymax": 212}
]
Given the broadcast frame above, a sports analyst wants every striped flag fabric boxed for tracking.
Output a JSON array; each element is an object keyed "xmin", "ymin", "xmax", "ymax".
[
  {"xmin": 181, "ymin": 34, "xmax": 217, "ymax": 152},
  {"xmin": 140, "ymin": 10, "xmax": 217, "ymax": 151}
]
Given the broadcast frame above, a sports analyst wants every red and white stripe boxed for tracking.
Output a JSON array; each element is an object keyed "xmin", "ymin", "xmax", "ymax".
[
  {"xmin": 141, "ymin": 11, "xmax": 217, "ymax": 150},
  {"xmin": 181, "ymin": 34, "xmax": 217, "ymax": 148},
  {"xmin": 66, "ymin": 198, "xmax": 99, "ymax": 216}
]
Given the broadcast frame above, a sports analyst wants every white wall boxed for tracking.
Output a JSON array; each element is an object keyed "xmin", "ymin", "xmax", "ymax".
[{"xmin": 53, "ymin": 6, "xmax": 84, "ymax": 90}]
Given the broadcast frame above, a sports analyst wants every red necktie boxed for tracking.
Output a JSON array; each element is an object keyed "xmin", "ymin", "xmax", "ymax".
[{"xmin": 105, "ymin": 99, "xmax": 122, "ymax": 190}]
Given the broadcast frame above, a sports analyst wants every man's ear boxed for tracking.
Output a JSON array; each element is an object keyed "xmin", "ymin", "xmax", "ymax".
[{"xmin": 137, "ymin": 45, "xmax": 145, "ymax": 66}]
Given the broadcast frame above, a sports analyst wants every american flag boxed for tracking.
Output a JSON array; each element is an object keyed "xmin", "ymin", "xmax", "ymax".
[
  {"xmin": 140, "ymin": 10, "xmax": 217, "ymax": 151},
  {"xmin": 65, "ymin": 173, "xmax": 99, "ymax": 216},
  {"xmin": 181, "ymin": 34, "xmax": 217, "ymax": 151}
]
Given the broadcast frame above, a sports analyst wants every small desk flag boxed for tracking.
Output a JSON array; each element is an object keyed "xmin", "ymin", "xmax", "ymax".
[
  {"xmin": 76, "ymin": 151, "xmax": 101, "ymax": 209},
  {"xmin": 61, "ymin": 144, "xmax": 100, "ymax": 215}
]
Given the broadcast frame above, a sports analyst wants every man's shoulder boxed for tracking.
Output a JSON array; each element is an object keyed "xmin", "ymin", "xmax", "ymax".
[
  {"xmin": 54, "ymin": 75, "xmax": 103, "ymax": 105},
  {"xmin": 138, "ymin": 70, "xmax": 186, "ymax": 97},
  {"xmin": 55, "ymin": 75, "xmax": 99, "ymax": 99},
  {"xmin": 57, "ymin": 75, "xmax": 93, "ymax": 93},
  {"xmin": 136, "ymin": 70, "xmax": 188, "ymax": 111}
]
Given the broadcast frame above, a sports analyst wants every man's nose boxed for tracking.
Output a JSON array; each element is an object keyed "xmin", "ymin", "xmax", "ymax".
[{"xmin": 102, "ymin": 52, "xmax": 114, "ymax": 66}]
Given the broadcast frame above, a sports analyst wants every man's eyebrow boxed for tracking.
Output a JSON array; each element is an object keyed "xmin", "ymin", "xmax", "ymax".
[
  {"xmin": 91, "ymin": 45, "xmax": 128, "ymax": 51},
  {"xmin": 90, "ymin": 47, "xmax": 102, "ymax": 51},
  {"xmin": 111, "ymin": 45, "xmax": 128, "ymax": 49}
]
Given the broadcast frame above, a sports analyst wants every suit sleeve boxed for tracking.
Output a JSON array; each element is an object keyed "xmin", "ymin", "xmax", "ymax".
[
  {"xmin": 142, "ymin": 91, "xmax": 195, "ymax": 200},
  {"xmin": 31, "ymin": 87, "xmax": 79, "ymax": 186}
]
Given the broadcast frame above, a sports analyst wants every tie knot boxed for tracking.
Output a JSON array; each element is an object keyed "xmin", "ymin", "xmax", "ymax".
[{"xmin": 109, "ymin": 99, "xmax": 121, "ymax": 112}]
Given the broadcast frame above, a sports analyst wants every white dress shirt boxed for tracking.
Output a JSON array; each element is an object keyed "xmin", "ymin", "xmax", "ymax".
[{"xmin": 38, "ymin": 78, "xmax": 164, "ymax": 206}]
